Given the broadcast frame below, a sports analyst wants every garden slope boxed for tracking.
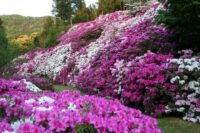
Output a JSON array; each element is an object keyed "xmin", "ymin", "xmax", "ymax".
[
  {"xmin": 1, "ymin": 2, "xmax": 164, "ymax": 82},
  {"xmin": 1, "ymin": 1, "xmax": 200, "ymax": 124}
]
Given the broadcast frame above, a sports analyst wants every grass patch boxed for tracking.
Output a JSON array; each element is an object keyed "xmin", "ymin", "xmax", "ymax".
[
  {"xmin": 158, "ymin": 117, "xmax": 200, "ymax": 133},
  {"xmin": 54, "ymin": 85, "xmax": 200, "ymax": 133},
  {"xmin": 54, "ymin": 85, "xmax": 84, "ymax": 95}
]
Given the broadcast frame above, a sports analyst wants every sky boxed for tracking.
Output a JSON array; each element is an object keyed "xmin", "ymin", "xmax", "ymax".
[{"xmin": 0, "ymin": 0, "xmax": 98, "ymax": 17}]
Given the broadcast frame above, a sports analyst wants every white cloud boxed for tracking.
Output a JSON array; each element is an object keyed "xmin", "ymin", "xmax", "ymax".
[{"xmin": 0, "ymin": 0, "xmax": 98, "ymax": 17}]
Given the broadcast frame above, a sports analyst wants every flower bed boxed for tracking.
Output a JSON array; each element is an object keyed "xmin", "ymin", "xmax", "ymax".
[
  {"xmin": 0, "ymin": 79, "xmax": 162, "ymax": 133},
  {"xmin": 1, "ymin": 1, "xmax": 199, "ymax": 123}
]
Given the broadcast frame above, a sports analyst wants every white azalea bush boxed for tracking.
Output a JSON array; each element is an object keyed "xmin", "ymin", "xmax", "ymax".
[{"xmin": 167, "ymin": 51, "xmax": 200, "ymax": 123}]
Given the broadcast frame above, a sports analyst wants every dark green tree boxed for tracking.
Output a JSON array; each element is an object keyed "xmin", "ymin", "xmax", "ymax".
[
  {"xmin": 98, "ymin": 0, "xmax": 124, "ymax": 15},
  {"xmin": 40, "ymin": 17, "xmax": 55, "ymax": 47},
  {"xmin": 0, "ymin": 18, "xmax": 9, "ymax": 67},
  {"xmin": 40, "ymin": 17, "xmax": 65, "ymax": 48},
  {"xmin": 52, "ymin": 0, "xmax": 85, "ymax": 21},
  {"xmin": 157, "ymin": 0, "xmax": 200, "ymax": 51},
  {"xmin": 44, "ymin": 27, "xmax": 58, "ymax": 47}
]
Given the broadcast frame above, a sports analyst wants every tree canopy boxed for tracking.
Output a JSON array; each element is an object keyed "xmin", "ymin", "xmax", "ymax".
[
  {"xmin": 157, "ymin": 0, "xmax": 200, "ymax": 51},
  {"xmin": 52, "ymin": 0, "xmax": 85, "ymax": 21}
]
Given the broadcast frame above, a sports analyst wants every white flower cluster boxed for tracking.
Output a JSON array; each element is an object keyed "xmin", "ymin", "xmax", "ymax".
[
  {"xmin": 111, "ymin": 60, "xmax": 125, "ymax": 95},
  {"xmin": 168, "ymin": 57, "xmax": 200, "ymax": 123},
  {"xmin": 25, "ymin": 96, "xmax": 55, "ymax": 112},
  {"xmin": 170, "ymin": 58, "xmax": 200, "ymax": 72},
  {"xmin": 25, "ymin": 96, "xmax": 55, "ymax": 105},
  {"xmin": 13, "ymin": 79, "xmax": 42, "ymax": 92},
  {"xmin": 23, "ymin": 80, "xmax": 42, "ymax": 93},
  {"xmin": 33, "ymin": 45, "xmax": 72, "ymax": 80},
  {"xmin": 38, "ymin": 96, "xmax": 55, "ymax": 104},
  {"xmin": 35, "ymin": 106, "xmax": 54, "ymax": 112}
]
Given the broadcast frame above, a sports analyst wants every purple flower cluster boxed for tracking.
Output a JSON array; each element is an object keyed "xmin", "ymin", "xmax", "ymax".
[
  {"xmin": 0, "ymin": 79, "xmax": 162, "ymax": 133},
  {"xmin": 0, "ymin": 78, "xmax": 27, "ymax": 93}
]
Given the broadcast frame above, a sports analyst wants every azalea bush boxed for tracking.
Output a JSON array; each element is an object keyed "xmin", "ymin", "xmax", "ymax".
[
  {"xmin": 12, "ymin": 75, "xmax": 55, "ymax": 91},
  {"xmin": 5, "ymin": 2, "xmax": 164, "ymax": 84},
  {"xmin": 0, "ymin": 78, "xmax": 41, "ymax": 93},
  {"xmin": 1, "ymin": 2, "xmax": 176, "ymax": 116},
  {"xmin": 1, "ymin": 1, "xmax": 199, "ymax": 123},
  {"xmin": 165, "ymin": 51, "xmax": 200, "ymax": 123},
  {"xmin": 0, "ymin": 79, "xmax": 162, "ymax": 133},
  {"xmin": 78, "ymin": 52, "xmax": 176, "ymax": 116}
]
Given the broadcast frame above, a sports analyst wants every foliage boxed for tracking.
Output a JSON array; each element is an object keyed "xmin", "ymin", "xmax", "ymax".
[
  {"xmin": 52, "ymin": 0, "xmax": 85, "ymax": 21},
  {"xmin": 0, "ymin": 15, "xmax": 50, "ymax": 39},
  {"xmin": 98, "ymin": 0, "xmax": 124, "ymax": 15},
  {"xmin": 73, "ymin": 3, "xmax": 98, "ymax": 23},
  {"xmin": 40, "ymin": 17, "xmax": 65, "ymax": 48},
  {"xmin": 75, "ymin": 124, "xmax": 97, "ymax": 133},
  {"xmin": 0, "ymin": 18, "xmax": 9, "ymax": 67},
  {"xmin": 156, "ymin": 0, "xmax": 200, "ymax": 51},
  {"xmin": 12, "ymin": 32, "xmax": 40, "ymax": 52}
]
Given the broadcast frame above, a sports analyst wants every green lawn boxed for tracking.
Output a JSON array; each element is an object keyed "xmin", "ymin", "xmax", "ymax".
[
  {"xmin": 54, "ymin": 85, "xmax": 200, "ymax": 133},
  {"xmin": 54, "ymin": 85, "xmax": 85, "ymax": 95},
  {"xmin": 158, "ymin": 117, "xmax": 200, "ymax": 133},
  {"xmin": 54, "ymin": 85, "xmax": 77, "ymax": 92}
]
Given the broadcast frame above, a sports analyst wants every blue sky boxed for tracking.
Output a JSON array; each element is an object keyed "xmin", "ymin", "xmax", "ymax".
[{"xmin": 0, "ymin": 0, "xmax": 98, "ymax": 17}]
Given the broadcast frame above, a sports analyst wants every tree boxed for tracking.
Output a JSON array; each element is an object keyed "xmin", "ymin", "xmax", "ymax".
[
  {"xmin": 39, "ymin": 17, "xmax": 65, "ymax": 48},
  {"xmin": 97, "ymin": 0, "xmax": 124, "ymax": 15},
  {"xmin": 87, "ymin": 4, "xmax": 98, "ymax": 20},
  {"xmin": 40, "ymin": 17, "xmax": 55, "ymax": 47},
  {"xmin": 0, "ymin": 18, "xmax": 9, "ymax": 67},
  {"xmin": 157, "ymin": 0, "xmax": 200, "ymax": 51},
  {"xmin": 73, "ymin": 1, "xmax": 89, "ymax": 23},
  {"xmin": 52, "ymin": 0, "xmax": 85, "ymax": 21}
]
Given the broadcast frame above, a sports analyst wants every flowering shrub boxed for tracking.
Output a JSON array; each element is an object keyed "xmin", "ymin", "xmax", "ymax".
[
  {"xmin": 2, "ymin": 2, "xmax": 165, "ymax": 83},
  {"xmin": 0, "ymin": 78, "xmax": 41, "ymax": 93},
  {"xmin": 12, "ymin": 75, "xmax": 55, "ymax": 91},
  {"xmin": 78, "ymin": 52, "xmax": 175, "ymax": 116},
  {"xmin": 166, "ymin": 54, "xmax": 200, "ymax": 123},
  {"xmin": 0, "ymin": 1, "xmax": 199, "ymax": 124},
  {"xmin": 1, "ymin": 2, "xmax": 178, "ymax": 116},
  {"xmin": 0, "ymin": 79, "xmax": 162, "ymax": 133}
]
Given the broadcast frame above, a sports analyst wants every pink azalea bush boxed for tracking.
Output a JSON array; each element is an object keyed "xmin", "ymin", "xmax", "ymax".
[
  {"xmin": 77, "ymin": 52, "xmax": 176, "ymax": 116},
  {"xmin": 0, "ymin": 79, "xmax": 162, "ymax": 133}
]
